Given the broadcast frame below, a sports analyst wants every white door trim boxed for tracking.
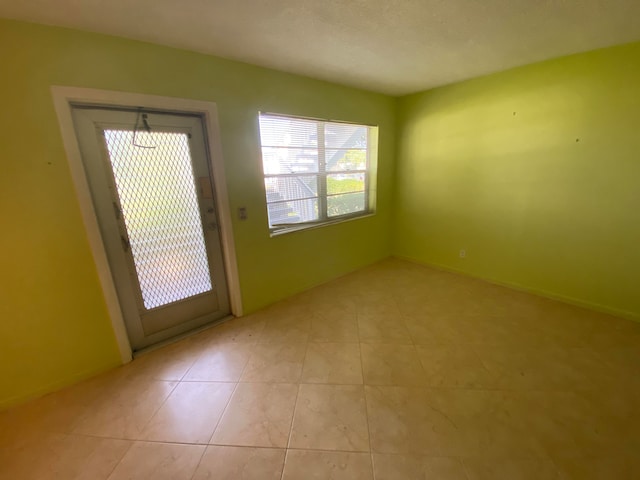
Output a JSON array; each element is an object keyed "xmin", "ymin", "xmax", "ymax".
[{"xmin": 51, "ymin": 86, "xmax": 243, "ymax": 363}]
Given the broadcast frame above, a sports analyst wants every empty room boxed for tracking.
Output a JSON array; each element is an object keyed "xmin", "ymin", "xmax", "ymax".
[{"xmin": 0, "ymin": 1, "xmax": 639, "ymax": 479}]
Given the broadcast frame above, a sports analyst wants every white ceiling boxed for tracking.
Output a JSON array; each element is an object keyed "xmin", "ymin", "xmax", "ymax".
[{"xmin": 1, "ymin": 0, "xmax": 639, "ymax": 95}]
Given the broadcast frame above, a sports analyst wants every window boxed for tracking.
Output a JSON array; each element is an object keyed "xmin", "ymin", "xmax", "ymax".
[{"xmin": 258, "ymin": 113, "xmax": 377, "ymax": 233}]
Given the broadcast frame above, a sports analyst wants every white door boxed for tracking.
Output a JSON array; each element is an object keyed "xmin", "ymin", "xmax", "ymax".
[{"xmin": 72, "ymin": 107, "xmax": 230, "ymax": 350}]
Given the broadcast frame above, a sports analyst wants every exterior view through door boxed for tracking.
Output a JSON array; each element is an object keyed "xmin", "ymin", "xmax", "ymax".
[{"xmin": 72, "ymin": 107, "xmax": 230, "ymax": 351}]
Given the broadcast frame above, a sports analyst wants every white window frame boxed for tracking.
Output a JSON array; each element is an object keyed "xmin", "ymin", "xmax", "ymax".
[{"xmin": 258, "ymin": 112, "xmax": 378, "ymax": 235}]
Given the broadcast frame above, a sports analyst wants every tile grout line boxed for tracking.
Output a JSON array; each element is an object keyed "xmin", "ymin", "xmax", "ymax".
[
  {"xmin": 287, "ymin": 341, "xmax": 310, "ymax": 447},
  {"xmin": 178, "ymin": 342, "xmax": 208, "ymax": 383},
  {"xmin": 395, "ymin": 296, "xmax": 430, "ymax": 388},
  {"xmin": 393, "ymin": 296, "xmax": 415, "ymax": 347},
  {"xmin": 104, "ymin": 437, "xmax": 136, "ymax": 480},
  {"xmin": 118, "ymin": 377, "xmax": 181, "ymax": 442},
  {"xmin": 185, "ymin": 344, "xmax": 251, "ymax": 479},
  {"xmin": 186, "ymin": 442, "xmax": 208, "ymax": 480},
  {"xmin": 205, "ymin": 339, "xmax": 257, "ymax": 446},
  {"xmin": 280, "ymin": 339, "xmax": 309, "ymax": 480},
  {"xmin": 356, "ymin": 307, "xmax": 376, "ymax": 479},
  {"xmin": 111, "ymin": 344, "xmax": 230, "ymax": 480},
  {"xmin": 125, "ymin": 351, "xmax": 201, "ymax": 440},
  {"xmin": 204, "ymin": 379, "xmax": 240, "ymax": 443},
  {"xmin": 358, "ymin": 339, "xmax": 376, "ymax": 479}
]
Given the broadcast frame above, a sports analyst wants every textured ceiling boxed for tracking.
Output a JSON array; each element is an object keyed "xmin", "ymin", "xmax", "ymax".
[{"xmin": 1, "ymin": 0, "xmax": 639, "ymax": 95}]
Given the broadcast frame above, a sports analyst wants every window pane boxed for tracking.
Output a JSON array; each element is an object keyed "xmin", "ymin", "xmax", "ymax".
[
  {"xmin": 325, "ymin": 124, "xmax": 368, "ymax": 149},
  {"xmin": 268, "ymin": 198, "xmax": 319, "ymax": 226},
  {"xmin": 327, "ymin": 173, "xmax": 365, "ymax": 195},
  {"xmin": 326, "ymin": 148, "xmax": 367, "ymax": 172},
  {"xmin": 261, "ymin": 147, "xmax": 318, "ymax": 174},
  {"xmin": 259, "ymin": 113, "xmax": 376, "ymax": 232},
  {"xmin": 104, "ymin": 130, "xmax": 212, "ymax": 310},
  {"xmin": 265, "ymin": 175, "xmax": 318, "ymax": 202},
  {"xmin": 259, "ymin": 116, "xmax": 318, "ymax": 147},
  {"xmin": 327, "ymin": 192, "xmax": 366, "ymax": 217}
]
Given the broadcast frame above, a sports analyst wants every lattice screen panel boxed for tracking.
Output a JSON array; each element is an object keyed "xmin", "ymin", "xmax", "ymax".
[{"xmin": 104, "ymin": 130, "xmax": 212, "ymax": 310}]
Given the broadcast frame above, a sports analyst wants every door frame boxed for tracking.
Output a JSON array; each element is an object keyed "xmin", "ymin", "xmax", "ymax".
[{"xmin": 51, "ymin": 86, "xmax": 242, "ymax": 363}]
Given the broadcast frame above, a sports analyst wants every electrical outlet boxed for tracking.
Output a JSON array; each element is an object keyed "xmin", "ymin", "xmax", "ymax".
[
  {"xmin": 238, "ymin": 207, "xmax": 248, "ymax": 220},
  {"xmin": 459, "ymin": 249, "xmax": 466, "ymax": 258}
]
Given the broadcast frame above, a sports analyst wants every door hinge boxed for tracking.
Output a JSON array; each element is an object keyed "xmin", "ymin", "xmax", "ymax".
[{"xmin": 113, "ymin": 202, "xmax": 122, "ymax": 220}]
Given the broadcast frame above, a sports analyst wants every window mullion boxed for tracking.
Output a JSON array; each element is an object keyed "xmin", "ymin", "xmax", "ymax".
[
  {"xmin": 317, "ymin": 122, "xmax": 327, "ymax": 221},
  {"xmin": 364, "ymin": 127, "xmax": 370, "ymax": 211}
]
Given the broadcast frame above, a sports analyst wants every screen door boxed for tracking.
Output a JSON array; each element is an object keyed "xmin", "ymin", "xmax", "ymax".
[{"xmin": 72, "ymin": 107, "xmax": 230, "ymax": 350}]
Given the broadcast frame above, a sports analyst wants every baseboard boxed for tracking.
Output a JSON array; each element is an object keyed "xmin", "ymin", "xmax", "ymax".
[
  {"xmin": 393, "ymin": 255, "xmax": 639, "ymax": 323},
  {"xmin": 0, "ymin": 360, "xmax": 122, "ymax": 412}
]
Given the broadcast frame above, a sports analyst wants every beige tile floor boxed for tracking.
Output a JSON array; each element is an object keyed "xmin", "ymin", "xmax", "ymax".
[{"xmin": 1, "ymin": 258, "xmax": 639, "ymax": 479}]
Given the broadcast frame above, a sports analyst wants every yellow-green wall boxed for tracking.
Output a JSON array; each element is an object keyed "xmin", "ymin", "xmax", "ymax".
[
  {"xmin": 394, "ymin": 41, "xmax": 640, "ymax": 321},
  {"xmin": 0, "ymin": 19, "xmax": 396, "ymax": 409}
]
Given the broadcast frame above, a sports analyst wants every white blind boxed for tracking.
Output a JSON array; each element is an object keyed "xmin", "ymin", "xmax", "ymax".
[{"xmin": 258, "ymin": 113, "xmax": 373, "ymax": 230}]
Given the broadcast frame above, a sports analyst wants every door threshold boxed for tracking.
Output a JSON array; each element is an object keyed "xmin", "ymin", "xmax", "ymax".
[{"xmin": 132, "ymin": 314, "xmax": 236, "ymax": 358}]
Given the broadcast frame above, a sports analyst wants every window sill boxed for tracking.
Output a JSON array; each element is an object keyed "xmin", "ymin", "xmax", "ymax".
[{"xmin": 269, "ymin": 212, "xmax": 376, "ymax": 237}]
